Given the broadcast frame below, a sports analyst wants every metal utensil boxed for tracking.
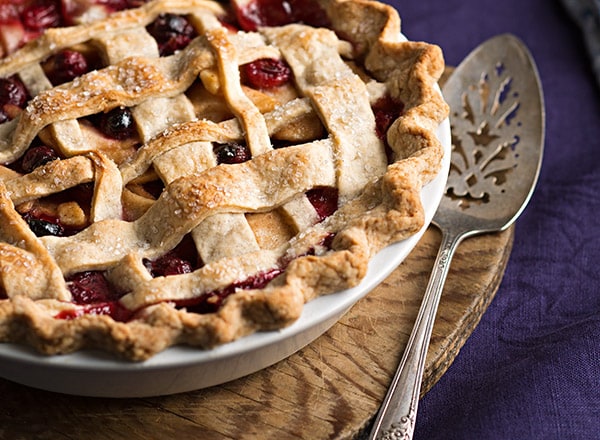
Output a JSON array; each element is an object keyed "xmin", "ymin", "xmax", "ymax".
[{"xmin": 368, "ymin": 34, "xmax": 545, "ymax": 440}]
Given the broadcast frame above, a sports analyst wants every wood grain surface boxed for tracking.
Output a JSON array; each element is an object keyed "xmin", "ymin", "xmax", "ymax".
[{"xmin": 0, "ymin": 225, "xmax": 513, "ymax": 440}]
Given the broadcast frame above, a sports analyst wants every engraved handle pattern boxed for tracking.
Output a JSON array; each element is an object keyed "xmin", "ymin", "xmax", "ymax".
[{"xmin": 369, "ymin": 227, "xmax": 465, "ymax": 440}]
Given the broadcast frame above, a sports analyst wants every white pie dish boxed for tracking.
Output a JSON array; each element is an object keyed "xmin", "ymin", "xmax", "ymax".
[{"xmin": 0, "ymin": 111, "xmax": 450, "ymax": 398}]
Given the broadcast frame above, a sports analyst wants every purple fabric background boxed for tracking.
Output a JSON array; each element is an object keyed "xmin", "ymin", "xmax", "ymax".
[{"xmin": 377, "ymin": 1, "xmax": 600, "ymax": 439}]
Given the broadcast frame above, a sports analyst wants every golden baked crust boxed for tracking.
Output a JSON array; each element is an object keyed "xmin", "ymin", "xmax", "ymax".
[{"xmin": 0, "ymin": 0, "xmax": 448, "ymax": 360}]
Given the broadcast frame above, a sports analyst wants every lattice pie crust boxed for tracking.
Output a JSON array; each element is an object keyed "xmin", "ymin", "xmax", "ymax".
[{"xmin": 0, "ymin": 0, "xmax": 448, "ymax": 360}]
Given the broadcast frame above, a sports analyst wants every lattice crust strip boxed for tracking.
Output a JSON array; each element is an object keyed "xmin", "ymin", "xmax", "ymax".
[{"xmin": 0, "ymin": 0, "xmax": 448, "ymax": 360}]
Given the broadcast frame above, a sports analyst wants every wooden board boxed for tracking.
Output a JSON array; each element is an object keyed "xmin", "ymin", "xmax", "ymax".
[{"xmin": 0, "ymin": 225, "xmax": 513, "ymax": 440}]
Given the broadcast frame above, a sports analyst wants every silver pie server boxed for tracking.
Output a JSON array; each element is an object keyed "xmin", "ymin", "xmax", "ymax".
[{"xmin": 367, "ymin": 34, "xmax": 545, "ymax": 440}]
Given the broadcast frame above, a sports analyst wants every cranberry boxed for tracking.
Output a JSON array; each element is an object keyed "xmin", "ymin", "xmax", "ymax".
[
  {"xmin": 22, "ymin": 211, "xmax": 64, "ymax": 237},
  {"xmin": 146, "ymin": 13, "xmax": 196, "ymax": 56},
  {"xmin": 218, "ymin": 16, "xmax": 240, "ymax": 33},
  {"xmin": 55, "ymin": 301, "xmax": 133, "ymax": 322},
  {"xmin": 176, "ymin": 268, "xmax": 283, "ymax": 314},
  {"xmin": 97, "ymin": 106, "xmax": 136, "ymax": 139},
  {"xmin": 306, "ymin": 187, "xmax": 339, "ymax": 221},
  {"xmin": 233, "ymin": 0, "xmax": 330, "ymax": 32},
  {"xmin": 177, "ymin": 293, "xmax": 221, "ymax": 315},
  {"xmin": 372, "ymin": 95, "xmax": 404, "ymax": 162},
  {"xmin": 372, "ymin": 95, "xmax": 404, "ymax": 140},
  {"xmin": 22, "ymin": 3, "xmax": 61, "ymax": 32},
  {"xmin": 0, "ymin": 6, "xmax": 24, "ymax": 52},
  {"xmin": 144, "ymin": 236, "xmax": 197, "ymax": 277},
  {"xmin": 234, "ymin": 268, "xmax": 283, "ymax": 290},
  {"xmin": 44, "ymin": 50, "xmax": 89, "ymax": 85},
  {"xmin": 0, "ymin": 75, "xmax": 29, "ymax": 122},
  {"xmin": 242, "ymin": 58, "xmax": 291, "ymax": 89},
  {"xmin": 0, "ymin": 5, "xmax": 19, "ymax": 23},
  {"xmin": 20, "ymin": 144, "xmax": 60, "ymax": 173},
  {"xmin": 67, "ymin": 271, "xmax": 118, "ymax": 304},
  {"xmin": 64, "ymin": 271, "xmax": 132, "ymax": 322},
  {"xmin": 100, "ymin": 0, "xmax": 147, "ymax": 11},
  {"xmin": 0, "ymin": 75, "xmax": 28, "ymax": 107},
  {"xmin": 213, "ymin": 142, "xmax": 251, "ymax": 164},
  {"xmin": 144, "ymin": 251, "xmax": 193, "ymax": 278}
]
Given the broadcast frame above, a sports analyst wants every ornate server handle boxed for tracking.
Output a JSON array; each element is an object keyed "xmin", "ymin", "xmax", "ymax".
[{"xmin": 368, "ymin": 226, "xmax": 464, "ymax": 440}]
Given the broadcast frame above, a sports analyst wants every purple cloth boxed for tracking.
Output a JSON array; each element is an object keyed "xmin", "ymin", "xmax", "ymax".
[{"xmin": 379, "ymin": 1, "xmax": 600, "ymax": 439}]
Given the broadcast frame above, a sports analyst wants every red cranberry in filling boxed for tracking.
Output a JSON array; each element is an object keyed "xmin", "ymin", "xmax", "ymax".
[
  {"xmin": 233, "ymin": 0, "xmax": 330, "ymax": 32},
  {"xmin": 0, "ymin": 4, "xmax": 19, "ymax": 22},
  {"xmin": 0, "ymin": 5, "xmax": 25, "ymax": 55},
  {"xmin": 372, "ymin": 95, "xmax": 404, "ymax": 162},
  {"xmin": 213, "ymin": 142, "xmax": 251, "ymax": 164},
  {"xmin": 241, "ymin": 58, "xmax": 291, "ymax": 89},
  {"xmin": 0, "ymin": 75, "xmax": 28, "ymax": 123},
  {"xmin": 44, "ymin": 50, "xmax": 89, "ymax": 85},
  {"xmin": 176, "ymin": 268, "xmax": 283, "ymax": 314},
  {"xmin": 146, "ymin": 13, "xmax": 196, "ymax": 56},
  {"xmin": 0, "ymin": 75, "xmax": 28, "ymax": 107},
  {"xmin": 67, "ymin": 271, "xmax": 119, "ymax": 304},
  {"xmin": 306, "ymin": 187, "xmax": 339, "ymax": 221},
  {"xmin": 22, "ymin": 211, "xmax": 65, "ymax": 237},
  {"xmin": 20, "ymin": 144, "xmax": 60, "ymax": 173},
  {"xmin": 144, "ymin": 251, "xmax": 193, "ymax": 278},
  {"xmin": 372, "ymin": 95, "xmax": 405, "ymax": 140},
  {"xmin": 97, "ymin": 106, "xmax": 137, "ymax": 139},
  {"xmin": 100, "ymin": 0, "xmax": 148, "ymax": 11},
  {"xmin": 22, "ymin": 3, "xmax": 61, "ymax": 32},
  {"xmin": 235, "ymin": 268, "xmax": 284, "ymax": 290},
  {"xmin": 56, "ymin": 301, "xmax": 132, "ymax": 322}
]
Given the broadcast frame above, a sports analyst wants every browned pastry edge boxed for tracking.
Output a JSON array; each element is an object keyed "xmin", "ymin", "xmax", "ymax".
[{"xmin": 0, "ymin": 0, "xmax": 448, "ymax": 360}]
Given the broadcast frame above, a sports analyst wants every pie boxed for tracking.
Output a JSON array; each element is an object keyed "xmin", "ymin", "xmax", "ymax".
[{"xmin": 0, "ymin": 0, "xmax": 448, "ymax": 360}]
